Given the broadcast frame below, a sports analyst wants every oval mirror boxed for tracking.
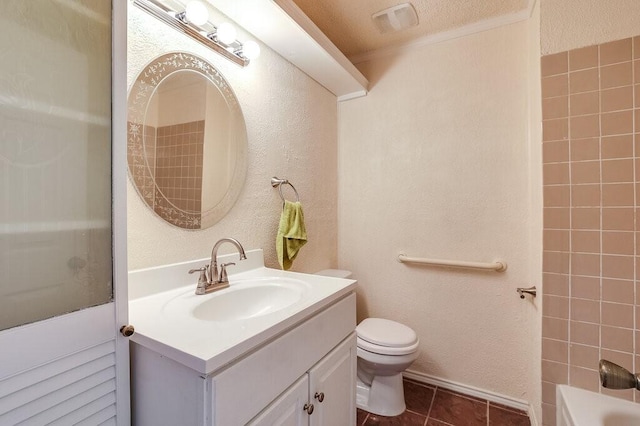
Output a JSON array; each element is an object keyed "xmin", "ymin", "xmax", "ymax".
[{"xmin": 127, "ymin": 52, "xmax": 247, "ymax": 229}]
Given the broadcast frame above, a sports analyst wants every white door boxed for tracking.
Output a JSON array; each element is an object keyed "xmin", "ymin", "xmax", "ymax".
[
  {"xmin": 0, "ymin": 1, "xmax": 129, "ymax": 424},
  {"xmin": 308, "ymin": 334, "xmax": 357, "ymax": 426}
]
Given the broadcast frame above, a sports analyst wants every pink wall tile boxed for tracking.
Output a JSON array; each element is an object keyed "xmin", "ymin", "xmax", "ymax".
[
  {"xmin": 570, "ymin": 91, "xmax": 599, "ymax": 116},
  {"xmin": 599, "ymin": 38, "xmax": 632, "ymax": 66},
  {"xmin": 543, "ymin": 141, "xmax": 570, "ymax": 163},
  {"xmin": 601, "ymin": 86, "xmax": 633, "ymax": 112},
  {"xmin": 601, "ymin": 135, "xmax": 633, "ymax": 159},
  {"xmin": 543, "ymin": 338, "xmax": 569, "ymax": 363},
  {"xmin": 570, "ymin": 298, "xmax": 600, "ymax": 323},
  {"xmin": 569, "ymin": 68, "xmax": 599, "ymax": 93},
  {"xmin": 544, "ymin": 273, "xmax": 570, "ymax": 296},
  {"xmin": 602, "ymin": 279, "xmax": 634, "ymax": 303},
  {"xmin": 542, "ymin": 52, "xmax": 568, "ymax": 76},
  {"xmin": 602, "ymin": 231, "xmax": 634, "ymax": 254},
  {"xmin": 569, "ymin": 344, "xmax": 599, "ymax": 369},
  {"xmin": 601, "ymin": 325, "xmax": 633, "ymax": 352},
  {"xmin": 570, "ymin": 321, "xmax": 600, "ymax": 346},
  {"xmin": 569, "ymin": 366, "xmax": 600, "ymax": 391},
  {"xmin": 542, "ymin": 360, "xmax": 569, "ymax": 384},
  {"xmin": 569, "ymin": 45, "xmax": 598, "ymax": 71},
  {"xmin": 571, "ymin": 207, "xmax": 600, "ymax": 229},
  {"xmin": 602, "ymin": 207, "xmax": 634, "ymax": 230},
  {"xmin": 542, "ymin": 37, "xmax": 640, "ymax": 412},
  {"xmin": 601, "ymin": 302, "xmax": 634, "ymax": 328},
  {"xmin": 543, "ymin": 317, "xmax": 569, "ymax": 341},
  {"xmin": 570, "ymin": 138, "xmax": 600, "ymax": 161},
  {"xmin": 600, "ymin": 62, "xmax": 633, "ymax": 89},
  {"xmin": 571, "ymin": 275, "xmax": 600, "ymax": 300}
]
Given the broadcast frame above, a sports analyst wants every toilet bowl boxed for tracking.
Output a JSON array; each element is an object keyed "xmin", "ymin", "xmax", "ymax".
[
  {"xmin": 315, "ymin": 270, "xmax": 420, "ymax": 417},
  {"xmin": 356, "ymin": 318, "xmax": 419, "ymax": 416}
]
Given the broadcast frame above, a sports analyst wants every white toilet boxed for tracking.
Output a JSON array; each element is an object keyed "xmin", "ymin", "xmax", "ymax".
[{"xmin": 315, "ymin": 270, "xmax": 420, "ymax": 417}]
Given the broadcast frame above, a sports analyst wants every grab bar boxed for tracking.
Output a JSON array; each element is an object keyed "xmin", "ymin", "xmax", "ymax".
[{"xmin": 397, "ymin": 253, "xmax": 507, "ymax": 272}]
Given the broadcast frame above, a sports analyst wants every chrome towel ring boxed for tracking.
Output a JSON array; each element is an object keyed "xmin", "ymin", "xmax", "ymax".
[{"xmin": 271, "ymin": 177, "xmax": 300, "ymax": 203}]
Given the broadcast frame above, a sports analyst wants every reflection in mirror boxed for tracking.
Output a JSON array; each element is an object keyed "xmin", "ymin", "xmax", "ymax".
[{"xmin": 128, "ymin": 52, "xmax": 247, "ymax": 229}]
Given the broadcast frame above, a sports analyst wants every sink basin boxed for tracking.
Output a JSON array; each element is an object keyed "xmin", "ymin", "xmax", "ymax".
[{"xmin": 163, "ymin": 277, "xmax": 310, "ymax": 323}]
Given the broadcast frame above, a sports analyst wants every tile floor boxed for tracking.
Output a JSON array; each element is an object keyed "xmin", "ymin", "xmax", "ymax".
[{"xmin": 356, "ymin": 379, "xmax": 531, "ymax": 426}]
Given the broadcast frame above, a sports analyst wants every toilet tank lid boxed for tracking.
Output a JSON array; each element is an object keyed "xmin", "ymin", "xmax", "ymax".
[
  {"xmin": 315, "ymin": 269, "xmax": 352, "ymax": 279},
  {"xmin": 356, "ymin": 318, "xmax": 418, "ymax": 348}
]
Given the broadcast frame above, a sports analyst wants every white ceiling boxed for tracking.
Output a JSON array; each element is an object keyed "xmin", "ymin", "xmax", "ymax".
[{"xmin": 291, "ymin": 0, "xmax": 530, "ymax": 58}]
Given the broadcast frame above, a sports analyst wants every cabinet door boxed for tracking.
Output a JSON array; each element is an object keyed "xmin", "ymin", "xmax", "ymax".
[
  {"xmin": 248, "ymin": 375, "xmax": 310, "ymax": 426},
  {"xmin": 308, "ymin": 333, "xmax": 357, "ymax": 426}
]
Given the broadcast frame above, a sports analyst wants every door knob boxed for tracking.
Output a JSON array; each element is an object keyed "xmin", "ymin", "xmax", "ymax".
[
  {"xmin": 314, "ymin": 392, "xmax": 324, "ymax": 402},
  {"xmin": 120, "ymin": 325, "xmax": 135, "ymax": 337},
  {"xmin": 303, "ymin": 403, "xmax": 314, "ymax": 415}
]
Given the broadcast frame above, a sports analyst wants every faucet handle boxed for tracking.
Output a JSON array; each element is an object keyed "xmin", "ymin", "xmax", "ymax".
[
  {"xmin": 218, "ymin": 262, "xmax": 236, "ymax": 284},
  {"xmin": 189, "ymin": 266, "xmax": 209, "ymax": 292}
]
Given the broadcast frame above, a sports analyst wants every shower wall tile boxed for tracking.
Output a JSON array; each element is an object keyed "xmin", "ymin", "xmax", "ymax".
[
  {"xmin": 542, "ymin": 37, "xmax": 639, "ymax": 422},
  {"xmin": 599, "ymin": 38, "xmax": 632, "ymax": 65},
  {"xmin": 601, "ymin": 86, "xmax": 633, "ymax": 112},
  {"xmin": 570, "ymin": 275, "xmax": 600, "ymax": 300},
  {"xmin": 569, "ymin": 366, "xmax": 599, "ymax": 392},
  {"xmin": 568, "ymin": 45, "xmax": 598, "ymax": 71},
  {"xmin": 569, "ymin": 321, "xmax": 599, "ymax": 347},
  {"xmin": 569, "ymin": 68, "xmax": 599, "ymax": 94},
  {"xmin": 542, "ymin": 74, "xmax": 568, "ymax": 98},
  {"xmin": 602, "ymin": 279, "xmax": 634, "ymax": 303},
  {"xmin": 543, "ymin": 317, "xmax": 568, "ymax": 341},
  {"xmin": 600, "ymin": 62, "xmax": 633, "ymax": 89},
  {"xmin": 601, "ymin": 135, "xmax": 633, "ymax": 159},
  {"xmin": 602, "ymin": 207, "xmax": 634, "ymax": 230},
  {"xmin": 543, "ymin": 141, "xmax": 569, "ymax": 163},
  {"xmin": 569, "ymin": 344, "xmax": 599, "ymax": 369},
  {"xmin": 570, "ymin": 92, "xmax": 599, "ymax": 116},
  {"xmin": 541, "ymin": 51, "xmax": 568, "ymax": 77},
  {"xmin": 544, "ymin": 207, "xmax": 570, "ymax": 228},
  {"xmin": 543, "ymin": 338, "xmax": 569, "ymax": 363},
  {"xmin": 570, "ymin": 138, "xmax": 599, "ymax": 161}
]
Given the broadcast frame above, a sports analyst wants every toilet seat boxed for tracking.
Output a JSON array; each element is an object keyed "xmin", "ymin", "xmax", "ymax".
[{"xmin": 356, "ymin": 318, "xmax": 419, "ymax": 356}]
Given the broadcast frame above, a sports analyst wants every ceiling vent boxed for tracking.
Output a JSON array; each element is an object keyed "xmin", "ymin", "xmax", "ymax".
[{"xmin": 371, "ymin": 3, "xmax": 419, "ymax": 34}]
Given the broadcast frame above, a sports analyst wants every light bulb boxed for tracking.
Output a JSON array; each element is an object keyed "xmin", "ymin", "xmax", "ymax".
[
  {"xmin": 185, "ymin": 1, "xmax": 208, "ymax": 26},
  {"xmin": 242, "ymin": 40, "xmax": 261, "ymax": 60},
  {"xmin": 216, "ymin": 22, "xmax": 237, "ymax": 45}
]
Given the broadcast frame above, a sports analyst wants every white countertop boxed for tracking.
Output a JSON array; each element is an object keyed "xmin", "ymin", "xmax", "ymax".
[{"xmin": 128, "ymin": 250, "xmax": 356, "ymax": 375}]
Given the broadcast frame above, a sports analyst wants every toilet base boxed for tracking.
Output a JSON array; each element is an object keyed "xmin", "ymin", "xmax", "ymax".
[{"xmin": 356, "ymin": 373, "xmax": 406, "ymax": 417}]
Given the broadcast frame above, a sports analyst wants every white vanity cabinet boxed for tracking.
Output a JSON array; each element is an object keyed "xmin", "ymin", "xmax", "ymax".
[
  {"xmin": 131, "ymin": 292, "xmax": 356, "ymax": 426},
  {"xmin": 249, "ymin": 333, "xmax": 356, "ymax": 426}
]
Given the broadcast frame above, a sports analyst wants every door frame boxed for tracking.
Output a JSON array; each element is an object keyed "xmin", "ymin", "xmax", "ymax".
[{"xmin": 113, "ymin": 0, "xmax": 130, "ymax": 423}]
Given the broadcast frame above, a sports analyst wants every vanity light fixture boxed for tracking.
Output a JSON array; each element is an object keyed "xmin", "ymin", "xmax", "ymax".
[{"xmin": 132, "ymin": 0, "xmax": 261, "ymax": 67}]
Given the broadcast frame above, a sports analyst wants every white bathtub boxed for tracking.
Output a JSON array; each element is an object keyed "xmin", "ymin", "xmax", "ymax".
[{"xmin": 557, "ymin": 385, "xmax": 640, "ymax": 426}]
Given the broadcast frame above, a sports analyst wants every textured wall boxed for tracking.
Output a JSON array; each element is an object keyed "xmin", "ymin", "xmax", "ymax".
[
  {"xmin": 541, "ymin": 0, "xmax": 640, "ymax": 55},
  {"xmin": 338, "ymin": 21, "xmax": 540, "ymax": 403},
  {"xmin": 127, "ymin": 6, "xmax": 338, "ymax": 272}
]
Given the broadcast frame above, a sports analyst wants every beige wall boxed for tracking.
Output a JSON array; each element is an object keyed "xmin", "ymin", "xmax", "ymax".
[
  {"xmin": 127, "ymin": 6, "xmax": 338, "ymax": 272},
  {"xmin": 541, "ymin": 0, "xmax": 640, "ymax": 55},
  {"xmin": 339, "ymin": 20, "xmax": 540, "ymax": 405}
]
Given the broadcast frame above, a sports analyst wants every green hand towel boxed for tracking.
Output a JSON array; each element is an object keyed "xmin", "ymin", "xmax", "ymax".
[{"xmin": 277, "ymin": 200, "xmax": 308, "ymax": 270}]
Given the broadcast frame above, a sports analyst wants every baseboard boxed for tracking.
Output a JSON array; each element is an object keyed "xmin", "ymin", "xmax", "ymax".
[{"xmin": 403, "ymin": 370, "xmax": 531, "ymax": 414}]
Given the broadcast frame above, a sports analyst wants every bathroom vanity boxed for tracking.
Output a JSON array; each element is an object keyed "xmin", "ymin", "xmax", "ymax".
[{"xmin": 128, "ymin": 250, "xmax": 357, "ymax": 425}]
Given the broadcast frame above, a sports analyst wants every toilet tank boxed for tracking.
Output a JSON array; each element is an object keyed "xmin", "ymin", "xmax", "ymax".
[{"xmin": 315, "ymin": 269, "xmax": 352, "ymax": 279}]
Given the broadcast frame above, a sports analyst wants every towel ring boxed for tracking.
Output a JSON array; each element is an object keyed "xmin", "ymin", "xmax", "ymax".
[{"xmin": 271, "ymin": 177, "xmax": 300, "ymax": 203}]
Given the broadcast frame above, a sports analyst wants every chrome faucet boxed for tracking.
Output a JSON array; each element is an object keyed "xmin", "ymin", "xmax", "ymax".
[{"xmin": 190, "ymin": 237, "xmax": 247, "ymax": 295}]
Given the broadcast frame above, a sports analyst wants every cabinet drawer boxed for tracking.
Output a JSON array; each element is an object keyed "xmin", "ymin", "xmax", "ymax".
[{"xmin": 209, "ymin": 293, "xmax": 355, "ymax": 426}]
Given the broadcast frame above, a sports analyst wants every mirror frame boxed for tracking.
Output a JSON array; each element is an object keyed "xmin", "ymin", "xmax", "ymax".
[{"xmin": 127, "ymin": 52, "xmax": 247, "ymax": 229}]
